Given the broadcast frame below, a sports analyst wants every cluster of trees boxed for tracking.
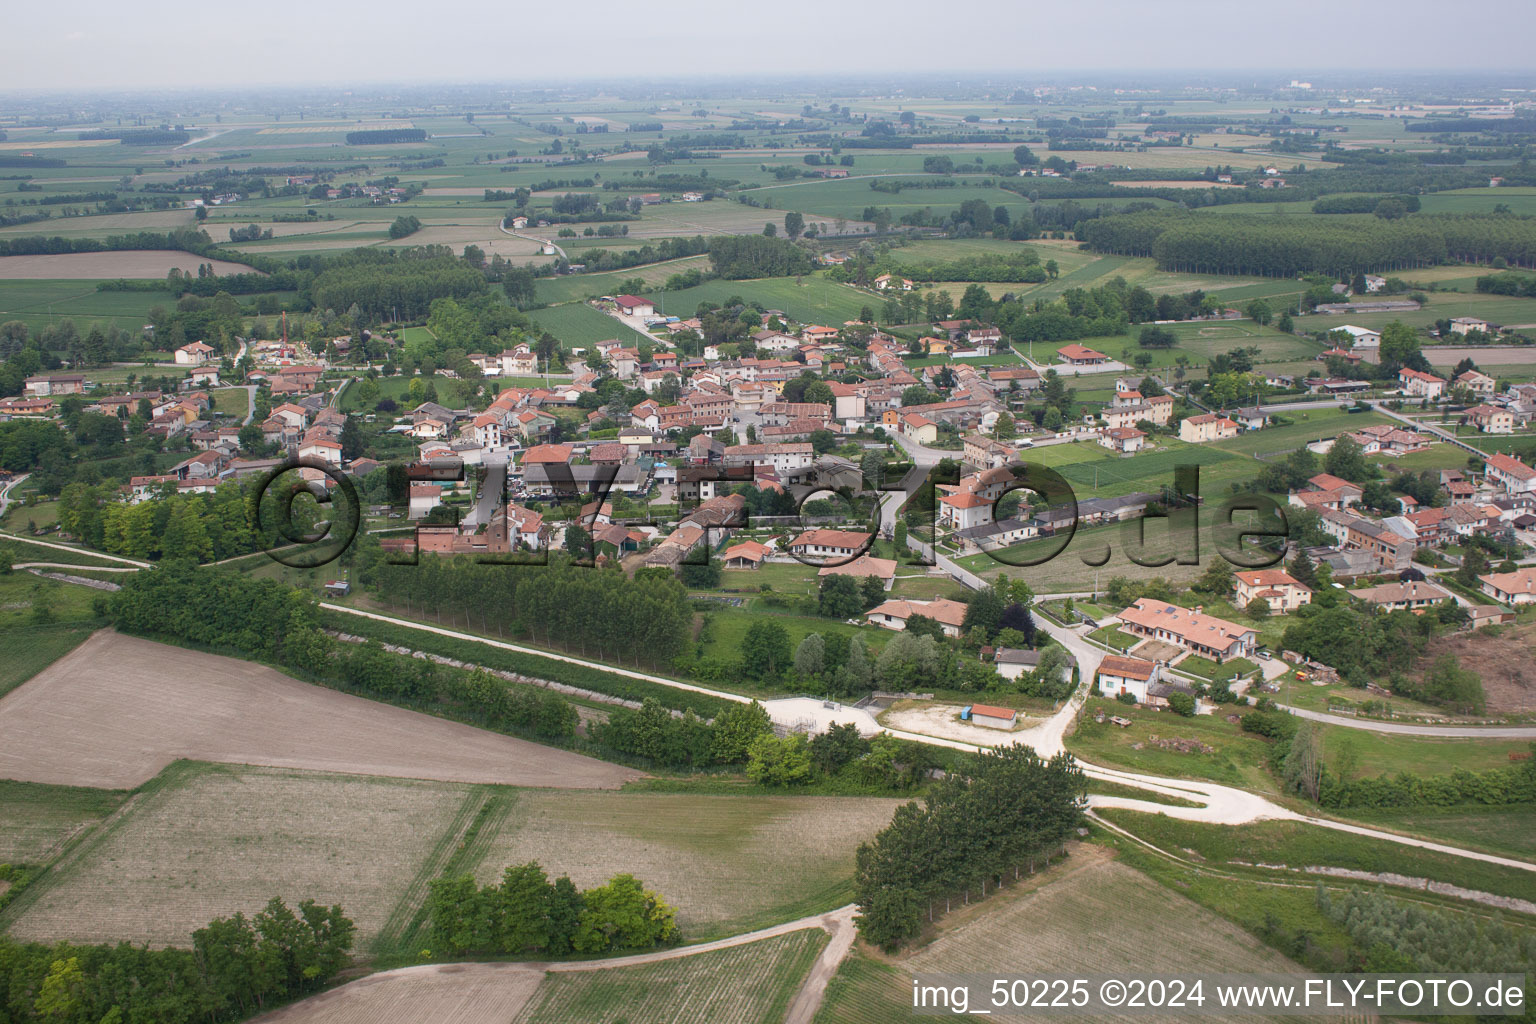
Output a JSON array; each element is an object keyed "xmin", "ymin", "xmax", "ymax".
[
  {"xmin": 55, "ymin": 479, "xmax": 301, "ymax": 563},
  {"xmin": 829, "ymin": 251, "xmax": 1054, "ymax": 286},
  {"xmin": 387, "ymin": 215, "xmax": 422, "ymax": 239},
  {"xmin": 705, "ymin": 235, "xmax": 816, "ymax": 279},
  {"xmin": 427, "ymin": 863, "xmax": 676, "ymax": 957},
  {"xmin": 1277, "ymin": 601, "xmax": 1472, "ymax": 696},
  {"xmin": 854, "ymin": 746, "xmax": 1085, "ymax": 949},
  {"xmin": 1080, "ymin": 210, "xmax": 1536, "ymax": 275},
  {"xmin": 1316, "ymin": 887, "xmax": 1536, "ymax": 976},
  {"xmin": 1476, "ymin": 269, "xmax": 1536, "ymax": 297},
  {"xmin": 356, "ymin": 551, "xmax": 694, "ymax": 670},
  {"xmin": 0, "ymin": 898, "xmax": 352, "ymax": 1024},
  {"xmin": 309, "ymin": 253, "xmax": 489, "ymax": 320}
]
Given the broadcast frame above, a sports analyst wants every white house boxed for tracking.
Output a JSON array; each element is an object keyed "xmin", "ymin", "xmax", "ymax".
[
  {"xmin": 174, "ymin": 341, "xmax": 217, "ymax": 366},
  {"xmin": 1096, "ymin": 655, "xmax": 1160, "ymax": 702}
]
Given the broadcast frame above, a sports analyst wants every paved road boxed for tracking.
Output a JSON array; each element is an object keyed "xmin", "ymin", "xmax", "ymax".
[
  {"xmin": 0, "ymin": 474, "xmax": 28, "ymax": 520},
  {"xmin": 1279, "ymin": 704, "xmax": 1536, "ymax": 738},
  {"xmin": 0, "ymin": 530, "xmax": 153, "ymax": 568}
]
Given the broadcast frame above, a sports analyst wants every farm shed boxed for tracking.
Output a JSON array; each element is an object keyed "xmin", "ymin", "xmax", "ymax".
[{"xmin": 961, "ymin": 704, "xmax": 1018, "ymax": 729}]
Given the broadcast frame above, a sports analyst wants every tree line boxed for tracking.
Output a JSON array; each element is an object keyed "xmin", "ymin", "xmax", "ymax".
[
  {"xmin": 427, "ymin": 864, "xmax": 676, "ymax": 957},
  {"xmin": 854, "ymin": 745, "xmax": 1085, "ymax": 949},
  {"xmin": 706, "ymin": 235, "xmax": 816, "ymax": 279},
  {"xmin": 1079, "ymin": 210, "xmax": 1536, "ymax": 275},
  {"xmin": 0, "ymin": 897, "xmax": 352, "ymax": 1024}
]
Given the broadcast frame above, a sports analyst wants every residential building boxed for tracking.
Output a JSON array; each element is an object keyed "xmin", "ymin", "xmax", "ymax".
[
  {"xmin": 1399, "ymin": 368, "xmax": 1446, "ymax": 400},
  {"xmin": 1099, "ymin": 426, "xmax": 1146, "ymax": 454},
  {"xmin": 1464, "ymin": 404, "xmax": 1515, "ymax": 434},
  {"xmin": 1096, "ymin": 655, "xmax": 1161, "ymax": 702},
  {"xmin": 789, "ymin": 529, "xmax": 871, "ymax": 560},
  {"xmin": 864, "ymin": 598, "xmax": 970, "ymax": 637},
  {"xmin": 174, "ymin": 341, "xmax": 217, "ymax": 366},
  {"xmin": 1487, "ymin": 453, "xmax": 1536, "ymax": 495},
  {"xmin": 1179, "ymin": 413, "xmax": 1239, "ymax": 443},
  {"xmin": 1057, "ymin": 344, "xmax": 1108, "ymax": 367},
  {"xmin": 1449, "ymin": 316, "xmax": 1490, "ymax": 336},
  {"xmin": 1479, "ymin": 567, "xmax": 1536, "ymax": 605},
  {"xmin": 614, "ymin": 294, "xmax": 655, "ymax": 317},
  {"xmin": 1348, "ymin": 579, "xmax": 1452, "ymax": 612},
  {"xmin": 1117, "ymin": 599, "xmax": 1257, "ymax": 662},
  {"xmin": 1233, "ymin": 569, "xmax": 1312, "ymax": 613}
]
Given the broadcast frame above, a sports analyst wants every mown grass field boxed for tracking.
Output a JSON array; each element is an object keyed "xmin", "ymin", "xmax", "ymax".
[
  {"xmin": 533, "ymin": 255, "xmax": 712, "ymax": 305},
  {"xmin": 514, "ymin": 929, "xmax": 826, "ymax": 1024},
  {"xmin": 1328, "ymin": 803, "xmax": 1536, "ymax": 861},
  {"xmin": 1068, "ymin": 697, "xmax": 1281, "ymax": 792},
  {"xmin": 814, "ymin": 849, "xmax": 1323, "ymax": 1024},
  {"xmin": 467, "ymin": 790, "xmax": 901, "ymax": 942}
]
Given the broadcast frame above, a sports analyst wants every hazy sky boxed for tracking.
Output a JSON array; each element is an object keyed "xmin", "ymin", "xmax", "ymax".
[{"xmin": 6, "ymin": 0, "xmax": 1535, "ymax": 93}]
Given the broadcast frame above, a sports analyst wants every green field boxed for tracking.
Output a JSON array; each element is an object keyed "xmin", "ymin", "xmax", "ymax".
[
  {"xmin": 530, "ymin": 302, "xmax": 641, "ymax": 350},
  {"xmin": 0, "ymin": 279, "xmax": 175, "ymax": 333},
  {"xmin": 1098, "ymin": 810, "xmax": 1536, "ymax": 903},
  {"xmin": 0, "ymin": 622, "xmax": 101, "ymax": 700},
  {"xmin": 514, "ymin": 929, "xmax": 826, "ymax": 1024}
]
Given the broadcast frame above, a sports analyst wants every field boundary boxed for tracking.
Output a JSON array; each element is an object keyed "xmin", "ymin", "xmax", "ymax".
[{"xmin": 371, "ymin": 786, "xmax": 490, "ymax": 958}]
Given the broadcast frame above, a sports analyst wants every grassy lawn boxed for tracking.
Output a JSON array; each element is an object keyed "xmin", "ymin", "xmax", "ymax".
[
  {"xmin": 1320, "ymin": 727, "xmax": 1530, "ymax": 781},
  {"xmin": 698, "ymin": 605, "xmax": 889, "ymax": 670},
  {"xmin": 1213, "ymin": 408, "xmax": 1391, "ymax": 457},
  {"xmin": 1177, "ymin": 653, "xmax": 1259, "ymax": 683},
  {"xmin": 338, "ymin": 372, "xmax": 476, "ymax": 413},
  {"xmin": 1328, "ymin": 803, "xmax": 1536, "ymax": 861},
  {"xmin": 1086, "ymin": 625, "xmax": 1138, "ymax": 651},
  {"xmin": 209, "ymin": 387, "xmax": 249, "ymax": 418},
  {"xmin": 1068, "ymin": 697, "xmax": 1279, "ymax": 792}
]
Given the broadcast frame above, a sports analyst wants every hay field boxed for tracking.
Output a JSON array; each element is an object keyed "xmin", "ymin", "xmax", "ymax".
[
  {"xmin": 0, "ymin": 251, "xmax": 256, "ymax": 279},
  {"xmin": 815, "ymin": 850, "xmax": 1325, "ymax": 1024},
  {"xmin": 470, "ymin": 791, "xmax": 901, "ymax": 940},
  {"xmin": 0, "ymin": 630, "xmax": 640, "ymax": 789},
  {"xmin": 4, "ymin": 764, "xmax": 475, "ymax": 948}
]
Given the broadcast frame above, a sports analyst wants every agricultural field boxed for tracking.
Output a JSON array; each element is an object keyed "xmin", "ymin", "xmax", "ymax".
[
  {"xmin": 814, "ymin": 849, "xmax": 1325, "ymax": 1024},
  {"xmin": 0, "ymin": 778, "xmax": 127, "ymax": 865},
  {"xmin": 467, "ymin": 790, "xmax": 902, "ymax": 940},
  {"xmin": 1, "ymin": 762, "xmax": 480, "ymax": 948},
  {"xmin": 514, "ymin": 929, "xmax": 826, "ymax": 1024},
  {"xmin": 0, "ymin": 630, "xmax": 639, "ymax": 789},
  {"xmin": 0, "ymin": 251, "xmax": 255, "ymax": 279},
  {"xmin": 529, "ymin": 301, "xmax": 644, "ymax": 350}
]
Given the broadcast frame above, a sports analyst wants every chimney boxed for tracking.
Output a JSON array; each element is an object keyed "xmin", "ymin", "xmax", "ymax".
[{"xmin": 1194, "ymin": 605, "xmax": 1203, "ymax": 615}]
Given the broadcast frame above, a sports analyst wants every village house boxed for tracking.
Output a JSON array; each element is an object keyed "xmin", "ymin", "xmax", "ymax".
[
  {"xmin": 872, "ymin": 273, "xmax": 914, "ymax": 292},
  {"xmin": 1116, "ymin": 599, "xmax": 1257, "ymax": 663},
  {"xmin": 817, "ymin": 554, "xmax": 898, "ymax": 590},
  {"xmin": 1486, "ymin": 453, "xmax": 1536, "ymax": 495},
  {"xmin": 1464, "ymin": 404, "xmax": 1515, "ymax": 435},
  {"xmin": 720, "ymin": 540, "xmax": 771, "ymax": 569},
  {"xmin": 1178, "ymin": 413, "xmax": 1239, "ymax": 444},
  {"xmin": 900, "ymin": 412, "xmax": 938, "ymax": 444},
  {"xmin": 1479, "ymin": 566, "xmax": 1536, "ymax": 605},
  {"xmin": 1099, "ymin": 426, "xmax": 1146, "ymax": 455},
  {"xmin": 174, "ymin": 341, "xmax": 217, "ymax": 366},
  {"xmin": 1456, "ymin": 368, "xmax": 1497, "ymax": 396},
  {"xmin": 864, "ymin": 598, "xmax": 969, "ymax": 638},
  {"xmin": 23, "ymin": 374, "xmax": 85, "ymax": 398},
  {"xmin": 1233, "ymin": 569, "xmax": 1312, "ymax": 613},
  {"xmin": 1399, "ymin": 368, "xmax": 1446, "ymax": 400},
  {"xmin": 788, "ymin": 529, "xmax": 870, "ymax": 560},
  {"xmin": 1095, "ymin": 655, "xmax": 1162, "ymax": 703},
  {"xmin": 1348, "ymin": 579, "xmax": 1452, "ymax": 613},
  {"xmin": 1449, "ymin": 316, "xmax": 1490, "ymax": 336},
  {"xmin": 1057, "ymin": 344, "xmax": 1108, "ymax": 368}
]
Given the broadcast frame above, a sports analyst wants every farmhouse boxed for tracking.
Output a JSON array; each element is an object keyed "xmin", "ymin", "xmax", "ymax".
[
  {"xmin": 993, "ymin": 648, "xmax": 1073, "ymax": 682},
  {"xmin": 1117, "ymin": 599, "xmax": 1256, "ymax": 663},
  {"xmin": 1456, "ymin": 369, "xmax": 1497, "ymax": 396},
  {"xmin": 1449, "ymin": 316, "xmax": 1490, "ymax": 336},
  {"xmin": 865, "ymin": 598, "xmax": 969, "ymax": 637},
  {"xmin": 873, "ymin": 274, "xmax": 914, "ymax": 292}
]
